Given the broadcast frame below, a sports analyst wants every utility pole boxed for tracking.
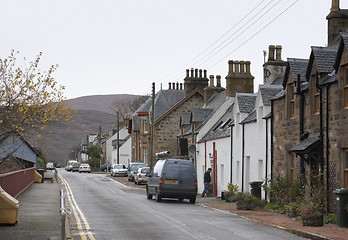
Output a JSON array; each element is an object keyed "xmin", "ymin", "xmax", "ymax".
[
  {"xmin": 150, "ymin": 82, "xmax": 155, "ymax": 172},
  {"xmin": 117, "ymin": 111, "xmax": 120, "ymax": 164}
]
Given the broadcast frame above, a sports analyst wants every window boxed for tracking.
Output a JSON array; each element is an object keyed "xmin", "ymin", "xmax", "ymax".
[
  {"xmin": 313, "ymin": 75, "xmax": 320, "ymax": 114},
  {"xmin": 288, "ymin": 82, "xmax": 295, "ymax": 118},
  {"xmin": 344, "ymin": 68, "xmax": 348, "ymax": 108},
  {"xmin": 344, "ymin": 149, "xmax": 348, "ymax": 188},
  {"xmin": 143, "ymin": 118, "xmax": 148, "ymax": 133}
]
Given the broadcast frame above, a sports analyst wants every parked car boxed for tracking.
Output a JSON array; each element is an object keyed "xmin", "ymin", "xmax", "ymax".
[
  {"xmin": 79, "ymin": 163, "xmax": 91, "ymax": 173},
  {"xmin": 134, "ymin": 167, "xmax": 150, "ymax": 185},
  {"xmin": 46, "ymin": 162, "xmax": 55, "ymax": 170},
  {"xmin": 72, "ymin": 162, "xmax": 81, "ymax": 172},
  {"xmin": 56, "ymin": 163, "xmax": 61, "ymax": 168},
  {"xmin": 111, "ymin": 164, "xmax": 128, "ymax": 177},
  {"xmin": 146, "ymin": 159, "xmax": 197, "ymax": 204},
  {"xmin": 65, "ymin": 164, "xmax": 73, "ymax": 171},
  {"xmin": 100, "ymin": 163, "xmax": 111, "ymax": 172},
  {"xmin": 128, "ymin": 162, "xmax": 146, "ymax": 182}
]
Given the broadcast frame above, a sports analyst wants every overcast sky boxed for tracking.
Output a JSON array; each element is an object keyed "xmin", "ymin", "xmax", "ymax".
[{"xmin": 1, "ymin": 0, "xmax": 345, "ymax": 99}]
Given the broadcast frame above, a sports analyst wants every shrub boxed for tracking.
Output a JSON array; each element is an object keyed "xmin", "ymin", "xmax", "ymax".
[
  {"xmin": 324, "ymin": 214, "xmax": 337, "ymax": 224},
  {"xmin": 265, "ymin": 202, "xmax": 286, "ymax": 214},
  {"xmin": 226, "ymin": 183, "xmax": 239, "ymax": 202},
  {"xmin": 263, "ymin": 175, "xmax": 289, "ymax": 206},
  {"xmin": 235, "ymin": 192, "xmax": 266, "ymax": 210}
]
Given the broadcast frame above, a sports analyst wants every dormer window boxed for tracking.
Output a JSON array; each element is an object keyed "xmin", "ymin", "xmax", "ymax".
[
  {"xmin": 288, "ymin": 82, "xmax": 295, "ymax": 119},
  {"xmin": 143, "ymin": 117, "xmax": 148, "ymax": 134}
]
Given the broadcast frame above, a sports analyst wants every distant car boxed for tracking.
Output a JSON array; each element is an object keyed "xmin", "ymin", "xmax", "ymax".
[
  {"xmin": 65, "ymin": 164, "xmax": 73, "ymax": 171},
  {"xmin": 46, "ymin": 162, "xmax": 55, "ymax": 170},
  {"xmin": 72, "ymin": 162, "xmax": 81, "ymax": 172},
  {"xmin": 79, "ymin": 163, "xmax": 91, "ymax": 173},
  {"xmin": 111, "ymin": 164, "xmax": 128, "ymax": 177},
  {"xmin": 128, "ymin": 162, "xmax": 146, "ymax": 182},
  {"xmin": 100, "ymin": 163, "xmax": 111, "ymax": 172},
  {"xmin": 56, "ymin": 163, "xmax": 61, "ymax": 168},
  {"xmin": 134, "ymin": 167, "xmax": 150, "ymax": 185}
]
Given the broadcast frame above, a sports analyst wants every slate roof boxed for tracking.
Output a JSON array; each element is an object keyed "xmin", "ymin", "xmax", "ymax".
[
  {"xmin": 237, "ymin": 93, "xmax": 257, "ymax": 113},
  {"xmin": 334, "ymin": 32, "xmax": 348, "ymax": 71},
  {"xmin": 240, "ymin": 109, "xmax": 256, "ymax": 124},
  {"xmin": 290, "ymin": 137, "xmax": 321, "ymax": 153},
  {"xmin": 133, "ymin": 89, "xmax": 185, "ymax": 122},
  {"xmin": 272, "ymin": 74, "xmax": 284, "ymax": 86},
  {"xmin": 272, "ymin": 89, "xmax": 285, "ymax": 100},
  {"xmin": 259, "ymin": 85, "xmax": 283, "ymax": 106},
  {"xmin": 283, "ymin": 58, "xmax": 308, "ymax": 87},
  {"xmin": 180, "ymin": 113, "xmax": 191, "ymax": 126},
  {"xmin": 204, "ymin": 91, "xmax": 228, "ymax": 109},
  {"xmin": 191, "ymin": 109, "xmax": 213, "ymax": 123},
  {"xmin": 199, "ymin": 104, "xmax": 234, "ymax": 142}
]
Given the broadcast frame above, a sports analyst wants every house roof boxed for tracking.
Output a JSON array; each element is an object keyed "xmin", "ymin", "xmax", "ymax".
[
  {"xmin": 272, "ymin": 89, "xmax": 285, "ymax": 101},
  {"xmin": 290, "ymin": 137, "xmax": 321, "ymax": 153},
  {"xmin": 191, "ymin": 109, "xmax": 213, "ymax": 123},
  {"xmin": 306, "ymin": 43, "xmax": 339, "ymax": 79},
  {"xmin": 283, "ymin": 58, "xmax": 308, "ymax": 87},
  {"xmin": 199, "ymin": 104, "xmax": 234, "ymax": 142},
  {"xmin": 240, "ymin": 109, "xmax": 256, "ymax": 124},
  {"xmin": 204, "ymin": 91, "xmax": 228, "ymax": 109},
  {"xmin": 180, "ymin": 113, "xmax": 191, "ymax": 126},
  {"xmin": 272, "ymin": 74, "xmax": 284, "ymax": 86},
  {"xmin": 133, "ymin": 89, "xmax": 185, "ymax": 122},
  {"xmin": 259, "ymin": 85, "xmax": 283, "ymax": 106},
  {"xmin": 334, "ymin": 32, "xmax": 348, "ymax": 71},
  {"xmin": 237, "ymin": 93, "xmax": 257, "ymax": 113}
]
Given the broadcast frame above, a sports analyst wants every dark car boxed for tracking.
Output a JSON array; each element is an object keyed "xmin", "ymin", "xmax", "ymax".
[
  {"xmin": 100, "ymin": 163, "xmax": 111, "ymax": 172},
  {"xmin": 128, "ymin": 162, "xmax": 146, "ymax": 182},
  {"xmin": 146, "ymin": 159, "xmax": 197, "ymax": 204}
]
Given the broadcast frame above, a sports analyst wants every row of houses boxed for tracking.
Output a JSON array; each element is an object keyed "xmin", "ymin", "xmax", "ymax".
[{"xmin": 101, "ymin": 0, "xmax": 348, "ymax": 212}]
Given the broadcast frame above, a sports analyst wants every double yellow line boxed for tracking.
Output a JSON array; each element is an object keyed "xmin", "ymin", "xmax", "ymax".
[{"xmin": 59, "ymin": 175, "xmax": 96, "ymax": 240}]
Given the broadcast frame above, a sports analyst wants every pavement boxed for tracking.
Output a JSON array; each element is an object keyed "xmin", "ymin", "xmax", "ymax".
[{"xmin": 0, "ymin": 169, "xmax": 64, "ymax": 240}]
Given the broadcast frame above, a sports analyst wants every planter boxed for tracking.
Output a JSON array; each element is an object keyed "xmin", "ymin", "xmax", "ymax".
[{"xmin": 302, "ymin": 215, "xmax": 323, "ymax": 227}]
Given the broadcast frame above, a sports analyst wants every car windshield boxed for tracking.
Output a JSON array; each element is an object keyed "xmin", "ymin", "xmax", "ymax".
[
  {"xmin": 130, "ymin": 164, "xmax": 144, "ymax": 171},
  {"xmin": 81, "ymin": 164, "xmax": 89, "ymax": 167},
  {"xmin": 141, "ymin": 168, "xmax": 150, "ymax": 173},
  {"xmin": 113, "ymin": 165, "xmax": 123, "ymax": 169}
]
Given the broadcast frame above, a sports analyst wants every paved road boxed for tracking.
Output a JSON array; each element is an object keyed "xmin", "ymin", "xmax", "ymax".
[{"xmin": 59, "ymin": 169, "xmax": 307, "ymax": 240}]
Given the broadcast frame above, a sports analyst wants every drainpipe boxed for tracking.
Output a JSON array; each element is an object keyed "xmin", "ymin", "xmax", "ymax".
[
  {"xmin": 241, "ymin": 123, "xmax": 245, "ymax": 192},
  {"xmin": 271, "ymin": 101, "xmax": 274, "ymax": 183},
  {"xmin": 297, "ymin": 74, "xmax": 305, "ymax": 186},
  {"xmin": 230, "ymin": 124, "xmax": 234, "ymax": 184},
  {"xmin": 316, "ymin": 73, "xmax": 324, "ymax": 176},
  {"xmin": 265, "ymin": 117, "xmax": 269, "ymax": 200},
  {"xmin": 326, "ymin": 84, "xmax": 331, "ymax": 213}
]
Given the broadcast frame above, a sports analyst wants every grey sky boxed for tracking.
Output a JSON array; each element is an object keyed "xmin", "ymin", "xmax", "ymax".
[{"xmin": 0, "ymin": 0, "xmax": 343, "ymax": 99}]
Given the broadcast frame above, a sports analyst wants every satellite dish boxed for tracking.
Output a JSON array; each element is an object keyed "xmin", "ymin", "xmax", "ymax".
[{"xmin": 188, "ymin": 145, "xmax": 196, "ymax": 154}]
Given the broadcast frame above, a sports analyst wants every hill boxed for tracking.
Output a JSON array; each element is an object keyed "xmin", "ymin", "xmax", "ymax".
[{"xmin": 41, "ymin": 94, "xmax": 143, "ymax": 164}]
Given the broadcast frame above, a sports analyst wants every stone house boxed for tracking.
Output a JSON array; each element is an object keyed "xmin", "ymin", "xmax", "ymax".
[
  {"xmin": 128, "ymin": 69, "xmax": 209, "ymax": 166},
  {"xmin": 271, "ymin": 0, "xmax": 348, "ymax": 212}
]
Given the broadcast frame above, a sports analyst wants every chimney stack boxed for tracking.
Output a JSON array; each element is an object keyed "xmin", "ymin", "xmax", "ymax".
[
  {"xmin": 268, "ymin": 45, "xmax": 275, "ymax": 61},
  {"xmin": 331, "ymin": 0, "xmax": 339, "ymax": 12},
  {"xmin": 226, "ymin": 60, "xmax": 254, "ymax": 97},
  {"xmin": 184, "ymin": 68, "xmax": 209, "ymax": 96}
]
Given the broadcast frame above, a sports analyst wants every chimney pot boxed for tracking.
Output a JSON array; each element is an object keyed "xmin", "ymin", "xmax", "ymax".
[
  {"xmin": 240, "ymin": 61, "xmax": 245, "ymax": 73},
  {"xmin": 191, "ymin": 68, "xmax": 194, "ymax": 77},
  {"xmin": 275, "ymin": 45, "xmax": 282, "ymax": 61},
  {"xmin": 172, "ymin": 82, "xmax": 175, "ymax": 90},
  {"xmin": 204, "ymin": 69, "xmax": 207, "ymax": 78},
  {"xmin": 268, "ymin": 45, "xmax": 275, "ymax": 61},
  {"xmin": 195, "ymin": 69, "xmax": 198, "ymax": 78},
  {"xmin": 176, "ymin": 82, "xmax": 179, "ymax": 90},
  {"xmin": 228, "ymin": 60, "xmax": 234, "ymax": 74},
  {"xmin": 234, "ymin": 61, "xmax": 240, "ymax": 74},
  {"xmin": 209, "ymin": 75, "xmax": 214, "ymax": 87},
  {"xmin": 169, "ymin": 82, "xmax": 172, "ymax": 89},
  {"xmin": 180, "ymin": 83, "xmax": 183, "ymax": 90},
  {"xmin": 246, "ymin": 61, "xmax": 251, "ymax": 74},
  {"xmin": 186, "ymin": 69, "xmax": 189, "ymax": 78},
  {"xmin": 199, "ymin": 69, "xmax": 202, "ymax": 78},
  {"xmin": 216, "ymin": 75, "xmax": 221, "ymax": 87}
]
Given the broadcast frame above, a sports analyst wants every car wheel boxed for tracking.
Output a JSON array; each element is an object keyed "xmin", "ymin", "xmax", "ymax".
[
  {"xmin": 189, "ymin": 197, "xmax": 196, "ymax": 204},
  {"xmin": 146, "ymin": 188, "xmax": 152, "ymax": 200},
  {"xmin": 134, "ymin": 181, "xmax": 137, "ymax": 185},
  {"xmin": 155, "ymin": 190, "xmax": 162, "ymax": 202}
]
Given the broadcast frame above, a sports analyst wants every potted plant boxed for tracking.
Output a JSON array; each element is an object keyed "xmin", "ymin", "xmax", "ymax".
[{"xmin": 300, "ymin": 201, "xmax": 323, "ymax": 226}]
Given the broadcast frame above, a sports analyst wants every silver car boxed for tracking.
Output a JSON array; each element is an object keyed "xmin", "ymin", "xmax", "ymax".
[
  {"xmin": 134, "ymin": 167, "xmax": 150, "ymax": 185},
  {"xmin": 79, "ymin": 163, "xmax": 91, "ymax": 173},
  {"xmin": 111, "ymin": 164, "xmax": 128, "ymax": 177}
]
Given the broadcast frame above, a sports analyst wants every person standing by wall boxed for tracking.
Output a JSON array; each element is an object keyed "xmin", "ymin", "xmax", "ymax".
[{"xmin": 201, "ymin": 168, "xmax": 212, "ymax": 197}]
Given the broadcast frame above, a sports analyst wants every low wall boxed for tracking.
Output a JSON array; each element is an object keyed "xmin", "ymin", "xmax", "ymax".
[{"xmin": 0, "ymin": 167, "xmax": 35, "ymax": 197}]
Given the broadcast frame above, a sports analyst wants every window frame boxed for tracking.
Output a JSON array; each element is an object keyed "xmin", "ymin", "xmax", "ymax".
[
  {"xmin": 313, "ymin": 75, "xmax": 320, "ymax": 114},
  {"xmin": 288, "ymin": 82, "xmax": 295, "ymax": 119}
]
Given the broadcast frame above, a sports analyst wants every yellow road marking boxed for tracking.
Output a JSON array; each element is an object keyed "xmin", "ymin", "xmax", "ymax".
[{"xmin": 60, "ymin": 175, "xmax": 96, "ymax": 240}]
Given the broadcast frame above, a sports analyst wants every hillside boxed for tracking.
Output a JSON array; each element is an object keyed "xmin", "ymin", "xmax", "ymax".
[{"xmin": 41, "ymin": 94, "xmax": 143, "ymax": 164}]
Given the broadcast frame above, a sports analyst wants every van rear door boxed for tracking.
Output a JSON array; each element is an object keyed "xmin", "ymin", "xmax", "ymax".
[{"xmin": 179, "ymin": 162, "xmax": 196, "ymax": 193}]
